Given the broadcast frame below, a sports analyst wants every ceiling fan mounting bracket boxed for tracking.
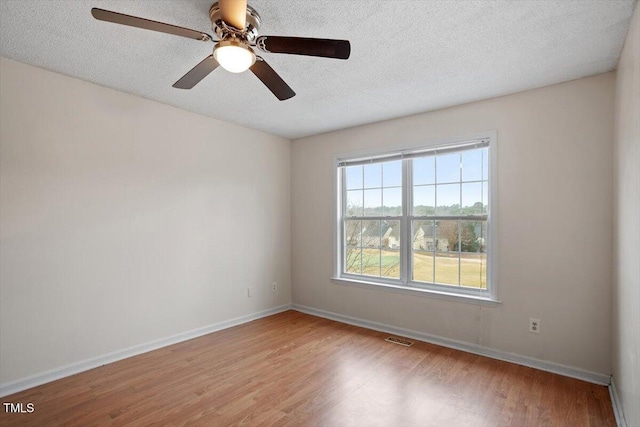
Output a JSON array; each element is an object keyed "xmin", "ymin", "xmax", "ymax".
[{"xmin": 209, "ymin": 2, "xmax": 261, "ymax": 42}]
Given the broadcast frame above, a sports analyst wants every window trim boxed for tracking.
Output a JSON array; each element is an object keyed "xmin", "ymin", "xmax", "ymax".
[{"xmin": 332, "ymin": 131, "xmax": 499, "ymax": 304}]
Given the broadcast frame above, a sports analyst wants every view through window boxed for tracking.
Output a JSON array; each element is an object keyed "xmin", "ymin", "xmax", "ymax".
[{"xmin": 338, "ymin": 137, "xmax": 493, "ymax": 297}]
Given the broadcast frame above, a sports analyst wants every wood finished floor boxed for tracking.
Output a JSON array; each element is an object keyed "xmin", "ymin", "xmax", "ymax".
[{"xmin": 1, "ymin": 310, "xmax": 615, "ymax": 426}]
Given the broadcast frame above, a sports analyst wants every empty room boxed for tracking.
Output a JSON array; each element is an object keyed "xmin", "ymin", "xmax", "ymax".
[{"xmin": 0, "ymin": 0, "xmax": 638, "ymax": 426}]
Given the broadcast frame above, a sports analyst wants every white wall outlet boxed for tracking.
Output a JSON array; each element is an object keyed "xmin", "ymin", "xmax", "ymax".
[
  {"xmin": 529, "ymin": 317, "xmax": 541, "ymax": 334},
  {"xmin": 247, "ymin": 287, "xmax": 253, "ymax": 298},
  {"xmin": 272, "ymin": 282, "xmax": 277, "ymax": 292}
]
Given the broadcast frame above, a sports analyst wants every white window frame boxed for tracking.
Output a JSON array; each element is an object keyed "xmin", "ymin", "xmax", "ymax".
[{"xmin": 332, "ymin": 132, "xmax": 499, "ymax": 305}]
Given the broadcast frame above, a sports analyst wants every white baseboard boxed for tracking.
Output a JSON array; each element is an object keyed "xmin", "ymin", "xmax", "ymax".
[
  {"xmin": 2, "ymin": 303, "xmax": 612, "ymax": 399},
  {"xmin": 609, "ymin": 377, "xmax": 627, "ymax": 427},
  {"xmin": 292, "ymin": 304, "xmax": 610, "ymax": 385},
  {"xmin": 0, "ymin": 304, "xmax": 292, "ymax": 397}
]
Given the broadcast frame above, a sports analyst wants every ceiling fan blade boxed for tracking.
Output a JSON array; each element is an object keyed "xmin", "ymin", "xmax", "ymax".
[
  {"xmin": 255, "ymin": 36, "xmax": 350, "ymax": 60},
  {"xmin": 218, "ymin": 0, "xmax": 247, "ymax": 30},
  {"xmin": 250, "ymin": 58, "xmax": 295, "ymax": 101},
  {"xmin": 172, "ymin": 55, "xmax": 219, "ymax": 89},
  {"xmin": 91, "ymin": 8, "xmax": 212, "ymax": 41}
]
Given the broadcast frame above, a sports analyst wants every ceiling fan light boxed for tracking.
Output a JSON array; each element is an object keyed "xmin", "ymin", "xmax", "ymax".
[{"xmin": 214, "ymin": 41, "xmax": 256, "ymax": 73}]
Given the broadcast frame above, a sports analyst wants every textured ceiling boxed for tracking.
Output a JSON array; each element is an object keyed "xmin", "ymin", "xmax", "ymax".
[{"xmin": 0, "ymin": 0, "xmax": 636, "ymax": 139}]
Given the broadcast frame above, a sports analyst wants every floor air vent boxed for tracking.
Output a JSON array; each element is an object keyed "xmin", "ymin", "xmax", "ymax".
[{"xmin": 385, "ymin": 336, "xmax": 414, "ymax": 347}]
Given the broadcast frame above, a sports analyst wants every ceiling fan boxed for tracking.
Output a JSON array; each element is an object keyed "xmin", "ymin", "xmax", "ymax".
[{"xmin": 91, "ymin": 0, "xmax": 351, "ymax": 101}]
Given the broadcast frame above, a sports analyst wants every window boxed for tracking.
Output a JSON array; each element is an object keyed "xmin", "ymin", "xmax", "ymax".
[{"xmin": 335, "ymin": 135, "xmax": 496, "ymax": 301}]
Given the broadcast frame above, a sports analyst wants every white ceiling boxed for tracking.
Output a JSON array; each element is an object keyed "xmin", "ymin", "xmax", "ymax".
[{"xmin": 0, "ymin": 0, "xmax": 636, "ymax": 139}]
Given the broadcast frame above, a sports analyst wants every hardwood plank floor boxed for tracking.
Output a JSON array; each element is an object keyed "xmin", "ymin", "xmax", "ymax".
[{"xmin": 0, "ymin": 310, "xmax": 615, "ymax": 426}]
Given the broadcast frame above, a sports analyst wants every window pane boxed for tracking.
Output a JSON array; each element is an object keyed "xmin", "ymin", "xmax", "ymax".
[
  {"xmin": 462, "ymin": 183, "xmax": 483, "ymax": 215},
  {"xmin": 413, "ymin": 185, "xmax": 435, "ymax": 216},
  {"xmin": 435, "ymin": 254, "xmax": 459, "ymax": 286},
  {"xmin": 435, "ymin": 220, "xmax": 459, "ymax": 286},
  {"xmin": 461, "ymin": 149, "xmax": 483, "ymax": 182},
  {"xmin": 363, "ymin": 163, "xmax": 381, "ymax": 188},
  {"xmin": 412, "ymin": 220, "xmax": 435, "ymax": 251},
  {"xmin": 482, "ymin": 148, "xmax": 489, "ymax": 181},
  {"xmin": 460, "ymin": 252, "xmax": 487, "ymax": 289},
  {"xmin": 436, "ymin": 153, "xmax": 460, "ymax": 184},
  {"xmin": 483, "ymin": 181, "xmax": 489, "ymax": 214},
  {"xmin": 413, "ymin": 253, "xmax": 434, "ymax": 283},
  {"xmin": 460, "ymin": 220, "xmax": 482, "ymax": 253},
  {"xmin": 361, "ymin": 220, "xmax": 381, "ymax": 248},
  {"xmin": 383, "ymin": 161, "xmax": 402, "ymax": 187},
  {"xmin": 436, "ymin": 183, "xmax": 460, "ymax": 215},
  {"xmin": 381, "ymin": 249, "xmax": 400, "ymax": 279},
  {"xmin": 381, "ymin": 220, "xmax": 401, "ymax": 250},
  {"xmin": 362, "ymin": 248, "xmax": 381, "ymax": 277},
  {"xmin": 346, "ymin": 190, "xmax": 363, "ymax": 216},
  {"xmin": 362, "ymin": 221, "xmax": 382, "ymax": 276},
  {"xmin": 460, "ymin": 219, "xmax": 487, "ymax": 289},
  {"xmin": 383, "ymin": 187, "xmax": 402, "ymax": 216},
  {"xmin": 412, "ymin": 220, "xmax": 435, "ymax": 283},
  {"xmin": 414, "ymin": 157, "xmax": 435, "ymax": 185},
  {"xmin": 364, "ymin": 189, "xmax": 382, "ymax": 216},
  {"xmin": 345, "ymin": 220, "xmax": 361, "ymax": 247},
  {"xmin": 346, "ymin": 166, "xmax": 363, "ymax": 190},
  {"xmin": 480, "ymin": 221, "xmax": 487, "ymax": 253},
  {"xmin": 345, "ymin": 247, "xmax": 362, "ymax": 275},
  {"xmin": 381, "ymin": 220, "xmax": 400, "ymax": 279},
  {"xmin": 436, "ymin": 220, "xmax": 459, "ymax": 252}
]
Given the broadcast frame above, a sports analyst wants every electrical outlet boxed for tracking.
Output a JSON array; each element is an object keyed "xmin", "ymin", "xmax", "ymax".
[
  {"xmin": 247, "ymin": 287, "xmax": 253, "ymax": 298},
  {"xmin": 529, "ymin": 318, "xmax": 541, "ymax": 334},
  {"xmin": 272, "ymin": 282, "xmax": 277, "ymax": 292}
]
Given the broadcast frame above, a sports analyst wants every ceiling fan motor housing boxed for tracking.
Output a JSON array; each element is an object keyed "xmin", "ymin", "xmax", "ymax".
[{"xmin": 209, "ymin": 2, "xmax": 261, "ymax": 42}]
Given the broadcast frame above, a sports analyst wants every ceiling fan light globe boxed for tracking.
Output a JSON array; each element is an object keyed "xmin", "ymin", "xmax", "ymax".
[{"xmin": 214, "ymin": 42, "xmax": 255, "ymax": 73}]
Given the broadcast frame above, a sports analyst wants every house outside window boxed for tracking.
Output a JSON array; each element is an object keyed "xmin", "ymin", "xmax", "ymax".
[{"xmin": 335, "ymin": 133, "xmax": 497, "ymax": 302}]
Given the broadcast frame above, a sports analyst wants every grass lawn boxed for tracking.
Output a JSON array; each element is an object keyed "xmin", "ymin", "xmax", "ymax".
[{"xmin": 348, "ymin": 249, "xmax": 486, "ymax": 289}]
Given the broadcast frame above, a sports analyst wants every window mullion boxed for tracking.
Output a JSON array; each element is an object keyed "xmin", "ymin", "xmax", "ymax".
[
  {"xmin": 458, "ymin": 219, "xmax": 462, "ymax": 287},
  {"xmin": 360, "ymin": 166, "xmax": 364, "ymax": 275},
  {"xmin": 380, "ymin": 165, "xmax": 383, "ymax": 277},
  {"xmin": 340, "ymin": 168, "xmax": 346, "ymax": 276},
  {"xmin": 458, "ymin": 153, "xmax": 462, "ymax": 287},
  {"xmin": 402, "ymin": 158, "xmax": 412, "ymax": 286},
  {"xmin": 433, "ymin": 156, "xmax": 437, "ymax": 284}
]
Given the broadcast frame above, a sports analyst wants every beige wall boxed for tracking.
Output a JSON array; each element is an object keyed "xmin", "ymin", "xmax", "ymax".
[
  {"xmin": 0, "ymin": 42, "xmax": 626, "ymax": 397},
  {"xmin": 613, "ymin": 3, "xmax": 640, "ymax": 426},
  {"xmin": 292, "ymin": 73, "xmax": 615, "ymax": 375},
  {"xmin": 0, "ymin": 58, "xmax": 291, "ymax": 384}
]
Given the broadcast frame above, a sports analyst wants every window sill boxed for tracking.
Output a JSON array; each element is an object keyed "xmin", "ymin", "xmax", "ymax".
[{"xmin": 330, "ymin": 277, "xmax": 502, "ymax": 307}]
